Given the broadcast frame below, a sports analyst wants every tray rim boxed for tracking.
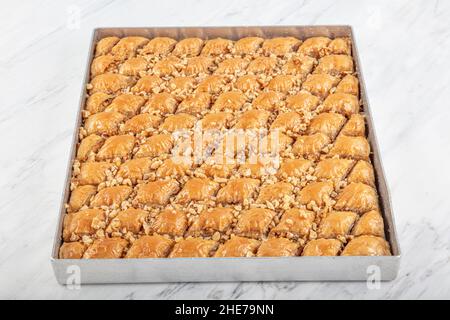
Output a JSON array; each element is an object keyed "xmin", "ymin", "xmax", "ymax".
[{"xmin": 51, "ymin": 25, "xmax": 401, "ymax": 267}]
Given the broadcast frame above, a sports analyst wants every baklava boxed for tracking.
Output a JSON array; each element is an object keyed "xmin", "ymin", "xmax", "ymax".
[{"xmin": 60, "ymin": 35, "xmax": 391, "ymax": 259}]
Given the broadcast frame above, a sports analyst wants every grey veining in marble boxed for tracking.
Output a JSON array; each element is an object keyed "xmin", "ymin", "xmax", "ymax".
[{"xmin": 0, "ymin": 0, "xmax": 449, "ymax": 299}]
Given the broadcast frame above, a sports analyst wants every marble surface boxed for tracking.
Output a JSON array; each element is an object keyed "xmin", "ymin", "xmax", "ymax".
[{"xmin": 1, "ymin": 0, "xmax": 449, "ymax": 300}]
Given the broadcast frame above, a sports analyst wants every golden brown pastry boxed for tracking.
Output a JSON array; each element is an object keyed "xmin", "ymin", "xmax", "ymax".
[
  {"xmin": 257, "ymin": 238, "xmax": 300, "ymax": 257},
  {"xmin": 150, "ymin": 208, "xmax": 188, "ymax": 237},
  {"xmin": 126, "ymin": 235, "xmax": 174, "ymax": 258},
  {"xmin": 169, "ymin": 238, "xmax": 218, "ymax": 258},
  {"xmin": 271, "ymin": 208, "xmax": 315, "ymax": 238},
  {"xmin": 334, "ymin": 182, "xmax": 379, "ymax": 213},
  {"xmin": 216, "ymin": 178, "xmax": 260, "ymax": 204},
  {"xmin": 214, "ymin": 236, "xmax": 260, "ymax": 257},
  {"xmin": 302, "ymin": 238, "xmax": 342, "ymax": 256},
  {"xmin": 62, "ymin": 35, "xmax": 391, "ymax": 260},
  {"xmin": 341, "ymin": 235, "xmax": 390, "ymax": 256},
  {"xmin": 135, "ymin": 179, "xmax": 180, "ymax": 206},
  {"xmin": 83, "ymin": 238, "xmax": 129, "ymax": 259}
]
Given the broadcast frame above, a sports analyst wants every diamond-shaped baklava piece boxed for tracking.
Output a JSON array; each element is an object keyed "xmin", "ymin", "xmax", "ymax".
[
  {"xmin": 212, "ymin": 91, "xmax": 247, "ymax": 112},
  {"xmin": 125, "ymin": 235, "xmax": 174, "ymax": 258},
  {"xmin": 135, "ymin": 179, "xmax": 180, "ymax": 206},
  {"xmin": 153, "ymin": 56, "xmax": 182, "ymax": 77},
  {"xmin": 256, "ymin": 182, "xmax": 294, "ymax": 204},
  {"xmin": 110, "ymin": 36, "xmax": 149, "ymax": 60},
  {"xmin": 234, "ymin": 37, "xmax": 264, "ymax": 55},
  {"xmin": 334, "ymin": 182, "xmax": 378, "ymax": 213},
  {"xmin": 160, "ymin": 113, "xmax": 196, "ymax": 132},
  {"xmin": 247, "ymin": 56, "xmax": 277, "ymax": 74},
  {"xmin": 340, "ymin": 114, "xmax": 365, "ymax": 137},
  {"xmin": 317, "ymin": 211, "xmax": 358, "ymax": 239},
  {"xmin": 352, "ymin": 210, "xmax": 384, "ymax": 237},
  {"xmin": 347, "ymin": 160, "xmax": 375, "ymax": 187},
  {"xmin": 78, "ymin": 161, "xmax": 113, "ymax": 185},
  {"xmin": 253, "ymin": 91, "xmax": 284, "ymax": 111},
  {"xmin": 122, "ymin": 113, "xmax": 161, "ymax": 134},
  {"xmin": 96, "ymin": 135, "xmax": 135, "ymax": 160},
  {"xmin": 167, "ymin": 76, "xmax": 196, "ymax": 94},
  {"xmin": 336, "ymin": 74, "xmax": 359, "ymax": 96},
  {"xmin": 214, "ymin": 236, "xmax": 260, "ymax": 257},
  {"xmin": 285, "ymin": 91, "xmax": 320, "ymax": 113},
  {"xmin": 341, "ymin": 235, "xmax": 390, "ymax": 256},
  {"xmin": 299, "ymin": 181, "xmax": 334, "ymax": 207},
  {"xmin": 215, "ymin": 57, "xmax": 248, "ymax": 75},
  {"xmin": 188, "ymin": 207, "xmax": 235, "ymax": 236},
  {"xmin": 156, "ymin": 158, "xmax": 192, "ymax": 178},
  {"xmin": 59, "ymin": 242, "xmax": 86, "ymax": 259},
  {"xmin": 202, "ymin": 156, "xmax": 237, "ymax": 179},
  {"xmin": 95, "ymin": 36, "xmax": 120, "ymax": 57},
  {"xmin": 257, "ymin": 238, "xmax": 300, "ymax": 257},
  {"xmin": 177, "ymin": 92, "xmax": 211, "ymax": 114},
  {"xmin": 141, "ymin": 37, "xmax": 177, "ymax": 56},
  {"xmin": 172, "ymin": 38, "xmax": 204, "ymax": 57},
  {"xmin": 83, "ymin": 238, "xmax": 129, "ymax": 259},
  {"xmin": 234, "ymin": 208, "xmax": 277, "ymax": 239},
  {"xmin": 271, "ymin": 208, "xmax": 315, "ymax": 239},
  {"xmin": 216, "ymin": 178, "xmax": 260, "ymax": 204},
  {"xmin": 145, "ymin": 92, "xmax": 178, "ymax": 114},
  {"xmin": 150, "ymin": 208, "xmax": 188, "ymax": 237},
  {"xmin": 185, "ymin": 56, "xmax": 214, "ymax": 75},
  {"xmin": 85, "ymin": 111, "xmax": 125, "ymax": 136},
  {"xmin": 176, "ymin": 178, "xmax": 219, "ymax": 204},
  {"xmin": 63, "ymin": 209, "xmax": 106, "ymax": 241},
  {"xmin": 282, "ymin": 55, "xmax": 315, "ymax": 77},
  {"xmin": 68, "ymin": 185, "xmax": 97, "ymax": 211},
  {"xmin": 169, "ymin": 238, "xmax": 218, "ymax": 258},
  {"xmin": 234, "ymin": 110, "xmax": 270, "ymax": 129},
  {"xmin": 328, "ymin": 37, "xmax": 351, "ymax": 55},
  {"xmin": 135, "ymin": 134, "xmax": 173, "ymax": 158},
  {"xmin": 322, "ymin": 93, "xmax": 359, "ymax": 117},
  {"xmin": 107, "ymin": 208, "xmax": 148, "ymax": 234},
  {"xmin": 271, "ymin": 111, "xmax": 303, "ymax": 133},
  {"xmin": 314, "ymin": 55, "xmax": 354, "ymax": 76},
  {"xmin": 308, "ymin": 112, "xmax": 346, "ymax": 139},
  {"xmin": 235, "ymin": 75, "xmax": 262, "ymax": 92},
  {"xmin": 77, "ymin": 134, "xmax": 104, "ymax": 161},
  {"xmin": 131, "ymin": 75, "xmax": 163, "ymax": 94},
  {"xmin": 91, "ymin": 185, "xmax": 133, "ymax": 207},
  {"xmin": 90, "ymin": 55, "xmax": 116, "ymax": 77},
  {"xmin": 89, "ymin": 73, "xmax": 134, "ymax": 94},
  {"xmin": 85, "ymin": 92, "xmax": 113, "ymax": 114},
  {"xmin": 301, "ymin": 239, "xmax": 342, "ymax": 256},
  {"xmin": 201, "ymin": 38, "xmax": 233, "ymax": 55},
  {"xmin": 277, "ymin": 158, "xmax": 313, "ymax": 179},
  {"xmin": 301, "ymin": 73, "xmax": 339, "ymax": 99},
  {"xmin": 119, "ymin": 57, "xmax": 148, "ymax": 76},
  {"xmin": 200, "ymin": 112, "xmax": 233, "ymax": 130},
  {"xmin": 297, "ymin": 36, "xmax": 331, "ymax": 58},
  {"xmin": 196, "ymin": 75, "xmax": 227, "ymax": 94},
  {"xmin": 314, "ymin": 158, "xmax": 354, "ymax": 181},
  {"xmin": 292, "ymin": 133, "xmax": 330, "ymax": 158},
  {"xmin": 104, "ymin": 94, "xmax": 146, "ymax": 118},
  {"xmin": 262, "ymin": 37, "xmax": 301, "ymax": 56},
  {"xmin": 267, "ymin": 75, "xmax": 298, "ymax": 93},
  {"xmin": 116, "ymin": 157, "xmax": 152, "ymax": 183},
  {"xmin": 328, "ymin": 135, "xmax": 370, "ymax": 161}
]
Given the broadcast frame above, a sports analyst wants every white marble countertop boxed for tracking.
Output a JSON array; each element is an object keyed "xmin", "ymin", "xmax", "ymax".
[{"xmin": 1, "ymin": 0, "xmax": 449, "ymax": 299}]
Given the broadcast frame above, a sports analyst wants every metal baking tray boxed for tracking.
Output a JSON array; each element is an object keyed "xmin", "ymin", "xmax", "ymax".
[{"xmin": 51, "ymin": 26, "xmax": 400, "ymax": 284}]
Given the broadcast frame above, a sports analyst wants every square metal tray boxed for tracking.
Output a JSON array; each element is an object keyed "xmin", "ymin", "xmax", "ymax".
[{"xmin": 51, "ymin": 26, "xmax": 400, "ymax": 284}]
